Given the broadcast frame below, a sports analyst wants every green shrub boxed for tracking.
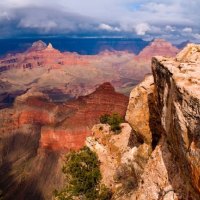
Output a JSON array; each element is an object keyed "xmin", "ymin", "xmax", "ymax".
[
  {"xmin": 99, "ymin": 114, "xmax": 110, "ymax": 124},
  {"xmin": 54, "ymin": 147, "xmax": 112, "ymax": 200},
  {"xmin": 100, "ymin": 113, "xmax": 124, "ymax": 133}
]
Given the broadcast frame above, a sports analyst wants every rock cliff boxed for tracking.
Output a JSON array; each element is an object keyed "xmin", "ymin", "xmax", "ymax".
[
  {"xmin": 87, "ymin": 44, "xmax": 200, "ymax": 199},
  {"xmin": 151, "ymin": 43, "xmax": 200, "ymax": 199}
]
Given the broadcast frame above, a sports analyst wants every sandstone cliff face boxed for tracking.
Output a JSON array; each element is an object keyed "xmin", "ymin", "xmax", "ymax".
[
  {"xmin": 128, "ymin": 44, "xmax": 200, "ymax": 199},
  {"xmin": 125, "ymin": 73, "xmax": 165, "ymax": 151},
  {"xmin": 152, "ymin": 44, "xmax": 200, "ymax": 198}
]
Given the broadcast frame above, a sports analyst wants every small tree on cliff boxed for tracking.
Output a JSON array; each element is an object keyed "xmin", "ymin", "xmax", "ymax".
[
  {"xmin": 54, "ymin": 147, "xmax": 112, "ymax": 200},
  {"xmin": 100, "ymin": 113, "xmax": 124, "ymax": 133}
]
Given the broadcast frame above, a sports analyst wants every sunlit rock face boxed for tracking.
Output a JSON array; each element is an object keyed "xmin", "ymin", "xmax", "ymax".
[{"xmin": 152, "ymin": 44, "xmax": 200, "ymax": 197}]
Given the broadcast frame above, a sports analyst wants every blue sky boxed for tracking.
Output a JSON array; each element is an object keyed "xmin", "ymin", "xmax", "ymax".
[{"xmin": 0, "ymin": 0, "xmax": 200, "ymax": 42}]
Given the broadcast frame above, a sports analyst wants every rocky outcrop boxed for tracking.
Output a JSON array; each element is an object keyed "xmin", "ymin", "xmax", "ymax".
[
  {"xmin": 152, "ymin": 43, "xmax": 200, "ymax": 198},
  {"xmin": 87, "ymin": 44, "xmax": 200, "ymax": 199},
  {"xmin": 125, "ymin": 74, "xmax": 164, "ymax": 150},
  {"xmin": 86, "ymin": 123, "xmax": 151, "ymax": 195},
  {"xmin": 86, "ymin": 123, "xmax": 134, "ymax": 189},
  {"xmin": 27, "ymin": 40, "xmax": 47, "ymax": 52}
]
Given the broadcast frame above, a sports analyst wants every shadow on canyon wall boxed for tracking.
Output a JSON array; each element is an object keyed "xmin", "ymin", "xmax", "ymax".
[{"xmin": 0, "ymin": 125, "xmax": 63, "ymax": 200}]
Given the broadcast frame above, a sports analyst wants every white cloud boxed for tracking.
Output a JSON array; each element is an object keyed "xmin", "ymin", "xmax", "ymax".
[
  {"xmin": 165, "ymin": 25, "xmax": 175, "ymax": 32},
  {"xmin": 193, "ymin": 33, "xmax": 200, "ymax": 40},
  {"xmin": 98, "ymin": 23, "xmax": 120, "ymax": 32},
  {"xmin": 183, "ymin": 27, "xmax": 193, "ymax": 33},
  {"xmin": 19, "ymin": 19, "xmax": 57, "ymax": 30},
  {"xmin": 134, "ymin": 23, "xmax": 150, "ymax": 35}
]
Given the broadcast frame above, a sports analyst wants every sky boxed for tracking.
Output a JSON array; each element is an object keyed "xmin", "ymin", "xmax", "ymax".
[{"xmin": 0, "ymin": 0, "xmax": 200, "ymax": 42}]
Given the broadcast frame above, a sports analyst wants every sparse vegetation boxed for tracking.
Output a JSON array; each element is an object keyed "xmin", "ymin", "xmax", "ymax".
[
  {"xmin": 100, "ymin": 113, "xmax": 124, "ymax": 133},
  {"xmin": 114, "ymin": 164, "xmax": 138, "ymax": 193},
  {"xmin": 54, "ymin": 147, "xmax": 112, "ymax": 200}
]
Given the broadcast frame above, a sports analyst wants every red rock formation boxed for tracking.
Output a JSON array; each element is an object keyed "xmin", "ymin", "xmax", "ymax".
[
  {"xmin": 1, "ymin": 82, "xmax": 128, "ymax": 152},
  {"xmin": 136, "ymin": 39, "xmax": 179, "ymax": 61},
  {"xmin": 18, "ymin": 110, "xmax": 54, "ymax": 126},
  {"xmin": 41, "ymin": 128, "xmax": 91, "ymax": 151},
  {"xmin": 40, "ymin": 82, "xmax": 129, "ymax": 151},
  {"xmin": 0, "ymin": 42, "xmax": 89, "ymax": 71},
  {"xmin": 0, "ymin": 39, "xmax": 181, "ymax": 106},
  {"xmin": 0, "ymin": 82, "xmax": 128, "ymax": 199}
]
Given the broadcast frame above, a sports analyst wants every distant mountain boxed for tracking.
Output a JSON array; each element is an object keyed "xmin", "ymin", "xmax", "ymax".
[
  {"xmin": 136, "ymin": 38, "xmax": 179, "ymax": 61},
  {"xmin": 0, "ymin": 39, "xmax": 181, "ymax": 108},
  {"xmin": 27, "ymin": 40, "xmax": 47, "ymax": 52},
  {"xmin": 0, "ymin": 38, "xmax": 149, "ymax": 57}
]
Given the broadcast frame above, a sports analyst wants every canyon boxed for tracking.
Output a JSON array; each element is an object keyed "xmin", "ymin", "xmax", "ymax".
[
  {"xmin": 0, "ymin": 39, "xmax": 179, "ymax": 108},
  {"xmin": 0, "ymin": 82, "xmax": 128, "ymax": 200},
  {"xmin": 0, "ymin": 38, "xmax": 184, "ymax": 199}
]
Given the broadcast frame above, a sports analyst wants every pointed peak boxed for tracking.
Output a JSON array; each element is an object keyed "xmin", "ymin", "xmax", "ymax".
[{"xmin": 47, "ymin": 43, "xmax": 53, "ymax": 49}]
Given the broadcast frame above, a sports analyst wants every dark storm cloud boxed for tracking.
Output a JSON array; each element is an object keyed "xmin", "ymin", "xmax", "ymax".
[
  {"xmin": 0, "ymin": 6, "xmax": 101, "ymax": 37},
  {"xmin": 0, "ymin": 0, "xmax": 200, "ymax": 42}
]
